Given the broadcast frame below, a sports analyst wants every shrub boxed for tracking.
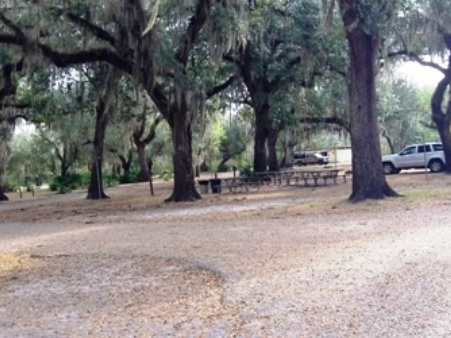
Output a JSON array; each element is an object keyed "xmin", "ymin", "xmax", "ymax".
[
  {"xmin": 103, "ymin": 173, "xmax": 119, "ymax": 188},
  {"xmin": 119, "ymin": 168, "xmax": 141, "ymax": 184},
  {"xmin": 2, "ymin": 177, "xmax": 20, "ymax": 192},
  {"xmin": 50, "ymin": 171, "xmax": 118, "ymax": 193},
  {"xmin": 50, "ymin": 173, "xmax": 85, "ymax": 193},
  {"xmin": 239, "ymin": 162, "xmax": 253, "ymax": 177},
  {"xmin": 161, "ymin": 169, "xmax": 173, "ymax": 181},
  {"xmin": 217, "ymin": 163, "xmax": 229, "ymax": 173},
  {"xmin": 199, "ymin": 162, "xmax": 209, "ymax": 172}
]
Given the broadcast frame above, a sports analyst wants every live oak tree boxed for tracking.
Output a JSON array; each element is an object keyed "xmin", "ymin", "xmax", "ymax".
[
  {"xmin": 390, "ymin": 0, "xmax": 451, "ymax": 172},
  {"xmin": 337, "ymin": 0, "xmax": 399, "ymax": 201},
  {"xmin": 226, "ymin": 1, "xmax": 324, "ymax": 172},
  {"xmin": 0, "ymin": 0, "xmax": 245, "ymax": 202},
  {"xmin": 131, "ymin": 99, "xmax": 163, "ymax": 182},
  {"xmin": 87, "ymin": 65, "xmax": 122, "ymax": 199},
  {"xmin": 0, "ymin": 47, "xmax": 24, "ymax": 201},
  {"xmin": 377, "ymin": 77, "xmax": 425, "ymax": 154},
  {"xmin": 0, "ymin": 123, "xmax": 12, "ymax": 201}
]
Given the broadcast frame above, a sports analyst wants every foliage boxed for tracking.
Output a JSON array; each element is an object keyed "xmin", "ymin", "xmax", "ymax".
[
  {"xmin": 377, "ymin": 74, "xmax": 433, "ymax": 153},
  {"xmin": 49, "ymin": 172, "xmax": 90, "ymax": 193},
  {"xmin": 238, "ymin": 161, "xmax": 253, "ymax": 177},
  {"xmin": 2, "ymin": 175, "xmax": 20, "ymax": 192},
  {"xmin": 119, "ymin": 168, "xmax": 141, "ymax": 184},
  {"xmin": 49, "ymin": 171, "xmax": 117, "ymax": 194}
]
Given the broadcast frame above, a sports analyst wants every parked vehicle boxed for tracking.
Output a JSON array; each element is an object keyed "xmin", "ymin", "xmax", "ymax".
[
  {"xmin": 293, "ymin": 152, "xmax": 329, "ymax": 166},
  {"xmin": 382, "ymin": 142, "xmax": 445, "ymax": 174}
]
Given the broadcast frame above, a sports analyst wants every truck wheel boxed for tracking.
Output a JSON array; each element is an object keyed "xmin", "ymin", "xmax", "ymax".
[
  {"xmin": 383, "ymin": 162, "xmax": 395, "ymax": 175},
  {"xmin": 429, "ymin": 159, "xmax": 444, "ymax": 172}
]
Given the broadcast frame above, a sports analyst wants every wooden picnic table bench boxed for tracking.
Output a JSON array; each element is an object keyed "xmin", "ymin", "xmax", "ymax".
[
  {"xmin": 262, "ymin": 169, "xmax": 342, "ymax": 187},
  {"xmin": 213, "ymin": 168, "xmax": 347, "ymax": 194},
  {"xmin": 222, "ymin": 177, "xmax": 262, "ymax": 193}
]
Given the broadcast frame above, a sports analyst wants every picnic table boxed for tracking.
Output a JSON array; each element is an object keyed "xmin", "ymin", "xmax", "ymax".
[
  {"xmin": 254, "ymin": 168, "xmax": 343, "ymax": 187},
  {"xmin": 199, "ymin": 168, "xmax": 346, "ymax": 194},
  {"xmin": 222, "ymin": 177, "xmax": 263, "ymax": 193}
]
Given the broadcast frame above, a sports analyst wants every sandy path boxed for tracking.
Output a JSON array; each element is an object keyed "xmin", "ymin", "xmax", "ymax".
[{"xmin": 2, "ymin": 174, "xmax": 451, "ymax": 337}]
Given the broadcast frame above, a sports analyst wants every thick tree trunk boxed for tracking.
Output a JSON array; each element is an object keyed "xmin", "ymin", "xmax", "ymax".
[
  {"xmin": 87, "ymin": 113, "xmax": 109, "ymax": 199},
  {"xmin": 280, "ymin": 129, "xmax": 296, "ymax": 168},
  {"xmin": 118, "ymin": 152, "xmax": 133, "ymax": 176},
  {"xmin": 0, "ymin": 188, "xmax": 8, "ymax": 201},
  {"xmin": 166, "ymin": 104, "xmax": 200, "ymax": 202},
  {"xmin": 437, "ymin": 125, "xmax": 451, "ymax": 174},
  {"xmin": 0, "ymin": 166, "xmax": 8, "ymax": 201},
  {"xmin": 60, "ymin": 157, "xmax": 70, "ymax": 178},
  {"xmin": 133, "ymin": 112, "xmax": 162, "ymax": 182},
  {"xmin": 339, "ymin": 1, "xmax": 398, "ymax": 201},
  {"xmin": 267, "ymin": 128, "xmax": 279, "ymax": 172},
  {"xmin": 382, "ymin": 131, "xmax": 395, "ymax": 154},
  {"xmin": 431, "ymin": 72, "xmax": 451, "ymax": 173},
  {"xmin": 136, "ymin": 142, "xmax": 151, "ymax": 182},
  {"xmin": 87, "ymin": 67, "xmax": 122, "ymax": 200},
  {"xmin": 253, "ymin": 104, "xmax": 270, "ymax": 173}
]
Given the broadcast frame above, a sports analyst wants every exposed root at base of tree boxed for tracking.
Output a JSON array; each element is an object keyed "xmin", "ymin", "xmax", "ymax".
[
  {"xmin": 348, "ymin": 183, "xmax": 401, "ymax": 203},
  {"xmin": 164, "ymin": 191, "xmax": 202, "ymax": 203},
  {"xmin": 86, "ymin": 192, "xmax": 110, "ymax": 200},
  {"xmin": 0, "ymin": 191, "xmax": 9, "ymax": 201}
]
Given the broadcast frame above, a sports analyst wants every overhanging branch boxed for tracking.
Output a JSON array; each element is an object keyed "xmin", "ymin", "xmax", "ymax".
[
  {"xmin": 299, "ymin": 116, "xmax": 350, "ymax": 132},
  {"xmin": 206, "ymin": 75, "xmax": 236, "ymax": 99}
]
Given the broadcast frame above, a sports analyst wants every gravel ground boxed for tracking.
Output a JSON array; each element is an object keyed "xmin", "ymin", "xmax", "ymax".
[{"xmin": 1, "ymin": 173, "xmax": 451, "ymax": 337}]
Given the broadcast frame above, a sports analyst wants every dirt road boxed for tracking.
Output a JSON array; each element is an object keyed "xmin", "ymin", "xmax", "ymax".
[{"xmin": 1, "ymin": 174, "xmax": 451, "ymax": 337}]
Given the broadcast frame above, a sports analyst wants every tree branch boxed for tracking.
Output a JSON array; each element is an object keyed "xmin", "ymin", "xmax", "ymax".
[
  {"xmin": 299, "ymin": 116, "xmax": 350, "ymax": 132},
  {"xmin": 38, "ymin": 44, "xmax": 133, "ymax": 74},
  {"xmin": 206, "ymin": 75, "xmax": 236, "ymax": 99},
  {"xmin": 142, "ymin": 114, "xmax": 164, "ymax": 145},
  {"xmin": 387, "ymin": 49, "xmax": 448, "ymax": 75},
  {"xmin": 177, "ymin": 0, "xmax": 217, "ymax": 66},
  {"xmin": 64, "ymin": 12, "xmax": 117, "ymax": 47},
  {"xmin": 0, "ymin": 11, "xmax": 27, "ymax": 40},
  {"xmin": 0, "ymin": 58, "xmax": 24, "ymax": 103}
]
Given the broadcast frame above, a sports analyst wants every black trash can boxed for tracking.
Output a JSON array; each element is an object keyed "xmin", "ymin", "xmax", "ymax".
[
  {"xmin": 210, "ymin": 178, "xmax": 222, "ymax": 194},
  {"xmin": 198, "ymin": 179, "xmax": 209, "ymax": 194}
]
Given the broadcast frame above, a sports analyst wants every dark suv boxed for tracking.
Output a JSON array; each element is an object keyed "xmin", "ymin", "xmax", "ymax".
[{"xmin": 293, "ymin": 152, "xmax": 329, "ymax": 166}]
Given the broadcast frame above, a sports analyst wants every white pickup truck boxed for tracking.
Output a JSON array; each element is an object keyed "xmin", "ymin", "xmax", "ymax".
[{"xmin": 382, "ymin": 142, "xmax": 446, "ymax": 174}]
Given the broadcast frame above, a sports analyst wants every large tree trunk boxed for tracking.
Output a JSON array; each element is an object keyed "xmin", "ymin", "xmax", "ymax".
[
  {"xmin": 60, "ymin": 152, "xmax": 70, "ymax": 178},
  {"xmin": 253, "ymin": 103, "xmax": 270, "ymax": 173},
  {"xmin": 0, "ymin": 165, "xmax": 8, "ymax": 201},
  {"xmin": 267, "ymin": 128, "xmax": 279, "ymax": 172},
  {"xmin": 165, "ymin": 100, "xmax": 200, "ymax": 202},
  {"xmin": 431, "ymin": 70, "xmax": 451, "ymax": 173},
  {"xmin": 339, "ymin": 0, "xmax": 398, "ymax": 201},
  {"xmin": 136, "ymin": 142, "xmax": 151, "ymax": 182},
  {"xmin": 0, "ymin": 188, "xmax": 8, "ymax": 201},
  {"xmin": 118, "ymin": 152, "xmax": 133, "ymax": 176},
  {"xmin": 87, "ymin": 67, "xmax": 122, "ymax": 199},
  {"xmin": 280, "ymin": 129, "xmax": 296, "ymax": 168},
  {"xmin": 0, "ymin": 124, "xmax": 12, "ymax": 202},
  {"xmin": 133, "ymin": 114, "xmax": 162, "ymax": 182},
  {"xmin": 87, "ymin": 108, "xmax": 109, "ymax": 199}
]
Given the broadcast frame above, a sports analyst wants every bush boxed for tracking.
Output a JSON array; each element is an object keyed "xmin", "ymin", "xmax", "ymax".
[
  {"xmin": 217, "ymin": 163, "xmax": 229, "ymax": 173},
  {"xmin": 119, "ymin": 168, "xmax": 141, "ymax": 184},
  {"xmin": 161, "ymin": 169, "xmax": 173, "ymax": 181},
  {"xmin": 2, "ymin": 177, "xmax": 20, "ymax": 192},
  {"xmin": 103, "ymin": 173, "xmax": 119, "ymax": 188},
  {"xmin": 50, "ymin": 173, "xmax": 86, "ymax": 194},
  {"xmin": 50, "ymin": 171, "xmax": 118, "ymax": 194},
  {"xmin": 239, "ymin": 162, "xmax": 253, "ymax": 177},
  {"xmin": 199, "ymin": 162, "xmax": 209, "ymax": 172}
]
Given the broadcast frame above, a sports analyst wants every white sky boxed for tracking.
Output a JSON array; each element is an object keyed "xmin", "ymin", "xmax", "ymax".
[{"xmin": 395, "ymin": 61, "xmax": 444, "ymax": 89}]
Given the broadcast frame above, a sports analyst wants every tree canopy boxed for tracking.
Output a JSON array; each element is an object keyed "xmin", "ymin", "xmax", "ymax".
[{"xmin": 0, "ymin": 0, "xmax": 448, "ymax": 203}]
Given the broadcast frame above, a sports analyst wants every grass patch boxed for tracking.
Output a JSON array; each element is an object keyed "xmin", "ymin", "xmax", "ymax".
[{"xmin": 0, "ymin": 253, "xmax": 41, "ymax": 277}]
